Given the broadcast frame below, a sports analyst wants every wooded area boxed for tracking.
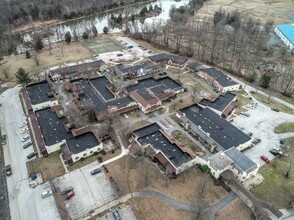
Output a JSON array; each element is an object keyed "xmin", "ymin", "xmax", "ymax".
[{"xmin": 125, "ymin": 3, "xmax": 294, "ymax": 97}]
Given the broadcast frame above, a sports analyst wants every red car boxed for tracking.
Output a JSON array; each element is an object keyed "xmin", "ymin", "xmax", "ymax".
[
  {"xmin": 62, "ymin": 191, "xmax": 75, "ymax": 200},
  {"xmin": 260, "ymin": 155, "xmax": 270, "ymax": 164}
]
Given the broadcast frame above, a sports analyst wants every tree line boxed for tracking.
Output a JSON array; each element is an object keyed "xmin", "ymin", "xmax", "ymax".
[{"xmin": 125, "ymin": 4, "xmax": 294, "ymax": 97}]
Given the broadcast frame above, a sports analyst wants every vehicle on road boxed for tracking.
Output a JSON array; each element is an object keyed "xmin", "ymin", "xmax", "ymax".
[
  {"xmin": 27, "ymin": 152, "xmax": 37, "ymax": 159},
  {"xmin": 91, "ymin": 168, "xmax": 102, "ymax": 175},
  {"xmin": 260, "ymin": 155, "xmax": 270, "ymax": 163},
  {"xmin": 252, "ymin": 138, "xmax": 261, "ymax": 145},
  {"xmin": 112, "ymin": 210, "xmax": 121, "ymax": 220},
  {"xmin": 22, "ymin": 135, "xmax": 30, "ymax": 142},
  {"xmin": 23, "ymin": 141, "xmax": 33, "ymax": 149},
  {"xmin": 5, "ymin": 165, "xmax": 12, "ymax": 176},
  {"xmin": 271, "ymin": 107, "xmax": 280, "ymax": 112},
  {"xmin": 20, "ymin": 128, "xmax": 29, "ymax": 134},
  {"xmin": 270, "ymin": 147, "xmax": 283, "ymax": 156},
  {"xmin": 61, "ymin": 186, "xmax": 74, "ymax": 195},
  {"xmin": 62, "ymin": 191, "xmax": 75, "ymax": 200},
  {"xmin": 41, "ymin": 190, "xmax": 52, "ymax": 198},
  {"xmin": 19, "ymin": 122, "xmax": 27, "ymax": 128}
]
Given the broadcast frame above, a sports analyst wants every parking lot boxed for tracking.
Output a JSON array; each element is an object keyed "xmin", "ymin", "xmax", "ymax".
[
  {"xmin": 99, "ymin": 205, "xmax": 137, "ymax": 220},
  {"xmin": 232, "ymin": 97, "xmax": 294, "ymax": 165},
  {"xmin": 53, "ymin": 161, "xmax": 116, "ymax": 220}
]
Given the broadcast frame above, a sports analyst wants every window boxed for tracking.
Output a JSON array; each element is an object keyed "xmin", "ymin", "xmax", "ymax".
[
  {"xmin": 90, "ymin": 151, "xmax": 93, "ymax": 154},
  {"xmin": 75, "ymin": 156, "xmax": 79, "ymax": 160},
  {"xmin": 83, "ymin": 153, "xmax": 87, "ymax": 157}
]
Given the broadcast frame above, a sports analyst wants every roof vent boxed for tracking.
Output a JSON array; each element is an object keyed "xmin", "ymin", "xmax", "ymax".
[{"xmin": 220, "ymin": 152, "xmax": 225, "ymax": 159}]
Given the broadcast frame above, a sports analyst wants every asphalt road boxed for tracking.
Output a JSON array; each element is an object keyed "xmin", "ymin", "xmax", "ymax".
[
  {"xmin": 0, "ymin": 128, "xmax": 10, "ymax": 220},
  {"xmin": 0, "ymin": 87, "xmax": 60, "ymax": 220}
]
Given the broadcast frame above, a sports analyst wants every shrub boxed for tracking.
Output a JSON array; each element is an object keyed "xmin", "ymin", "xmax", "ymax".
[
  {"xmin": 100, "ymin": 149, "xmax": 106, "ymax": 155},
  {"xmin": 80, "ymin": 157, "xmax": 85, "ymax": 161},
  {"xmin": 98, "ymin": 156, "xmax": 103, "ymax": 162},
  {"xmin": 196, "ymin": 163, "xmax": 210, "ymax": 173}
]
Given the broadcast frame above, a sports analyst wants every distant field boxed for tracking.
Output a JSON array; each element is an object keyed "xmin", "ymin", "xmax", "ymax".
[
  {"xmin": 83, "ymin": 38, "xmax": 121, "ymax": 54},
  {"xmin": 197, "ymin": 0, "xmax": 294, "ymax": 23}
]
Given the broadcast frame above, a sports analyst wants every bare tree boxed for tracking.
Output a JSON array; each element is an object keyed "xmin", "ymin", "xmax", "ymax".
[
  {"xmin": 0, "ymin": 64, "xmax": 10, "ymax": 78},
  {"xmin": 285, "ymin": 163, "xmax": 292, "ymax": 179},
  {"xmin": 192, "ymin": 177, "xmax": 209, "ymax": 219}
]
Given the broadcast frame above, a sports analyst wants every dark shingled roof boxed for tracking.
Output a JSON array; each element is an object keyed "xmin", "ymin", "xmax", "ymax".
[
  {"xmin": 67, "ymin": 132, "xmax": 100, "ymax": 155},
  {"xmin": 203, "ymin": 68, "xmax": 239, "ymax": 87},
  {"xmin": 181, "ymin": 105, "xmax": 251, "ymax": 150},
  {"xmin": 115, "ymin": 61, "xmax": 155, "ymax": 75},
  {"xmin": 136, "ymin": 88, "xmax": 155, "ymax": 101},
  {"xmin": 127, "ymin": 77, "xmax": 182, "ymax": 93},
  {"xmin": 134, "ymin": 123, "xmax": 191, "ymax": 167},
  {"xmin": 90, "ymin": 76, "xmax": 115, "ymax": 100},
  {"xmin": 35, "ymin": 108, "xmax": 73, "ymax": 146},
  {"xmin": 225, "ymin": 147, "xmax": 257, "ymax": 172},
  {"xmin": 187, "ymin": 62, "xmax": 201, "ymax": 70},
  {"xmin": 149, "ymin": 53, "xmax": 188, "ymax": 64},
  {"xmin": 26, "ymin": 81, "xmax": 52, "ymax": 105},
  {"xmin": 199, "ymin": 93, "xmax": 236, "ymax": 112}
]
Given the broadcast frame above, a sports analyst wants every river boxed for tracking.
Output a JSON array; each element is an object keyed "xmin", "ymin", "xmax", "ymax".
[{"xmin": 22, "ymin": 0, "xmax": 189, "ymax": 45}]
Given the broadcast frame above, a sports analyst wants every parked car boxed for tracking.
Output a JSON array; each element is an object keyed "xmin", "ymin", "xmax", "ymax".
[
  {"xmin": 27, "ymin": 152, "xmax": 37, "ymax": 159},
  {"xmin": 247, "ymin": 132, "xmax": 253, "ymax": 137},
  {"xmin": 252, "ymin": 138, "xmax": 261, "ymax": 145},
  {"xmin": 41, "ymin": 190, "xmax": 52, "ymax": 198},
  {"xmin": 240, "ymin": 112, "xmax": 250, "ymax": 117},
  {"xmin": 62, "ymin": 191, "xmax": 75, "ymax": 200},
  {"xmin": 22, "ymin": 135, "xmax": 30, "ymax": 142},
  {"xmin": 1, "ymin": 134, "xmax": 7, "ymax": 144},
  {"xmin": 117, "ymin": 53, "xmax": 123, "ymax": 57},
  {"xmin": 21, "ymin": 127, "xmax": 29, "ymax": 134},
  {"xmin": 271, "ymin": 107, "xmax": 280, "ymax": 112},
  {"xmin": 112, "ymin": 210, "xmax": 121, "ymax": 220},
  {"xmin": 23, "ymin": 141, "xmax": 33, "ymax": 149},
  {"xmin": 260, "ymin": 155, "xmax": 270, "ymax": 163},
  {"xmin": 61, "ymin": 186, "xmax": 74, "ymax": 195},
  {"xmin": 5, "ymin": 165, "xmax": 12, "ymax": 176},
  {"xmin": 279, "ymin": 139, "xmax": 286, "ymax": 145},
  {"xmin": 270, "ymin": 147, "xmax": 283, "ymax": 156},
  {"xmin": 19, "ymin": 122, "xmax": 27, "ymax": 128},
  {"xmin": 91, "ymin": 168, "xmax": 102, "ymax": 175},
  {"xmin": 30, "ymin": 173, "xmax": 37, "ymax": 180}
]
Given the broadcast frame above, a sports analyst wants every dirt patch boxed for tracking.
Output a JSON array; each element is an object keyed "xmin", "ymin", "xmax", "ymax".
[
  {"xmin": 197, "ymin": 0, "xmax": 294, "ymax": 23},
  {"xmin": 105, "ymin": 155, "xmax": 228, "ymax": 205},
  {"xmin": 0, "ymin": 41, "xmax": 91, "ymax": 83},
  {"xmin": 26, "ymin": 151, "xmax": 65, "ymax": 182},
  {"xmin": 129, "ymin": 197, "xmax": 195, "ymax": 220},
  {"xmin": 216, "ymin": 198, "xmax": 254, "ymax": 220}
]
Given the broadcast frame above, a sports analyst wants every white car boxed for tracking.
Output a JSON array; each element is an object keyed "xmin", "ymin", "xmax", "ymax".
[
  {"xmin": 22, "ymin": 135, "xmax": 30, "ymax": 142},
  {"xmin": 20, "ymin": 128, "xmax": 28, "ymax": 134},
  {"xmin": 19, "ymin": 122, "xmax": 27, "ymax": 128},
  {"xmin": 41, "ymin": 190, "xmax": 52, "ymax": 198}
]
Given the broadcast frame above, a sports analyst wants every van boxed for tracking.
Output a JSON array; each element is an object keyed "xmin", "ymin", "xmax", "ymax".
[{"xmin": 27, "ymin": 152, "xmax": 37, "ymax": 159}]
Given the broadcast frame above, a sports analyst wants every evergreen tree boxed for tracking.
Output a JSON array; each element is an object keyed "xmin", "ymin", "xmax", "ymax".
[
  {"xmin": 34, "ymin": 38, "xmax": 44, "ymax": 52},
  {"xmin": 92, "ymin": 24, "xmax": 98, "ymax": 37},
  {"xmin": 82, "ymin": 31, "xmax": 89, "ymax": 40},
  {"xmin": 16, "ymin": 68, "xmax": 31, "ymax": 85},
  {"xmin": 64, "ymin": 31, "xmax": 72, "ymax": 44},
  {"xmin": 103, "ymin": 26, "xmax": 109, "ymax": 34},
  {"xmin": 73, "ymin": 29, "xmax": 79, "ymax": 41}
]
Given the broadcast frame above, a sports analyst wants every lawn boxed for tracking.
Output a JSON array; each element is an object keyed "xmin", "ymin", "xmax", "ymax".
[
  {"xmin": 179, "ymin": 75, "xmax": 193, "ymax": 83},
  {"xmin": 26, "ymin": 151, "xmax": 65, "ymax": 182},
  {"xmin": 274, "ymin": 122, "xmax": 294, "ymax": 134},
  {"xmin": 251, "ymin": 137, "xmax": 294, "ymax": 208},
  {"xmin": 233, "ymin": 90, "xmax": 251, "ymax": 115},
  {"xmin": 83, "ymin": 37, "xmax": 121, "ymax": 54},
  {"xmin": 171, "ymin": 130, "xmax": 205, "ymax": 156},
  {"xmin": 0, "ymin": 41, "xmax": 92, "ymax": 85},
  {"xmin": 131, "ymin": 38, "xmax": 171, "ymax": 55},
  {"xmin": 251, "ymin": 91, "xmax": 294, "ymax": 115}
]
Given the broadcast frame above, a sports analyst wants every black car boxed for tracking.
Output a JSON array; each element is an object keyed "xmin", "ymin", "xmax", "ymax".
[
  {"xmin": 27, "ymin": 152, "xmax": 37, "ymax": 159},
  {"xmin": 5, "ymin": 165, "xmax": 12, "ymax": 176},
  {"xmin": 23, "ymin": 141, "xmax": 33, "ymax": 149},
  {"xmin": 271, "ymin": 107, "xmax": 280, "ymax": 112},
  {"xmin": 252, "ymin": 138, "xmax": 261, "ymax": 145}
]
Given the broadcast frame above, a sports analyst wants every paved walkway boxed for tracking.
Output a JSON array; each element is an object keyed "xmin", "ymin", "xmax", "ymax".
[{"xmin": 82, "ymin": 190, "xmax": 237, "ymax": 220}]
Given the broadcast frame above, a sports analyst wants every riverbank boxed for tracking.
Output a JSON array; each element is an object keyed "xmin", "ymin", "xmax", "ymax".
[{"xmin": 14, "ymin": 0, "xmax": 156, "ymax": 35}]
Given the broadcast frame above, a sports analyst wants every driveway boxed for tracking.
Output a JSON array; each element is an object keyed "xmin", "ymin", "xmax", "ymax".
[
  {"xmin": 232, "ymin": 98, "xmax": 294, "ymax": 165},
  {"xmin": 0, "ymin": 87, "xmax": 60, "ymax": 220},
  {"xmin": 53, "ymin": 161, "xmax": 116, "ymax": 220}
]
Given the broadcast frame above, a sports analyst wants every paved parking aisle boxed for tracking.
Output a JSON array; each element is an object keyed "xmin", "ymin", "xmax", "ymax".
[
  {"xmin": 99, "ymin": 205, "xmax": 137, "ymax": 220},
  {"xmin": 53, "ymin": 161, "xmax": 116, "ymax": 220}
]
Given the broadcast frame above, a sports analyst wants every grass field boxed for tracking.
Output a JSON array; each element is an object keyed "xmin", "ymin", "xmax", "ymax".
[
  {"xmin": 251, "ymin": 91, "xmax": 294, "ymax": 114},
  {"xmin": 26, "ymin": 151, "xmax": 65, "ymax": 182},
  {"xmin": 252, "ymin": 137, "xmax": 294, "ymax": 208},
  {"xmin": 197, "ymin": 0, "xmax": 294, "ymax": 23},
  {"xmin": 83, "ymin": 38, "xmax": 121, "ymax": 54},
  {"xmin": 274, "ymin": 122, "xmax": 294, "ymax": 134},
  {"xmin": 0, "ymin": 41, "xmax": 92, "ymax": 85},
  {"xmin": 233, "ymin": 90, "xmax": 251, "ymax": 114}
]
